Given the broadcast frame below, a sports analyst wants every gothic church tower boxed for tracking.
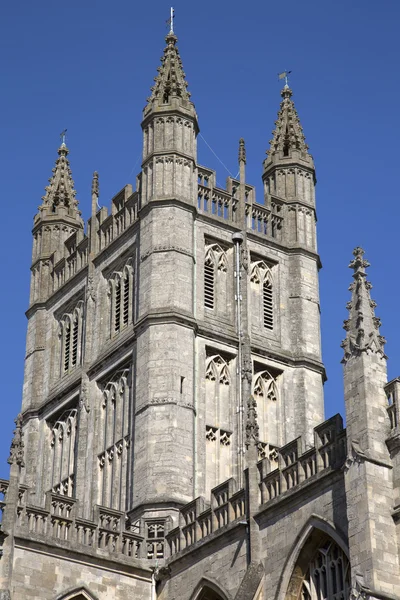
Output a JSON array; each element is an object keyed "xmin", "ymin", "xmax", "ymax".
[{"xmin": 4, "ymin": 25, "xmax": 392, "ymax": 600}]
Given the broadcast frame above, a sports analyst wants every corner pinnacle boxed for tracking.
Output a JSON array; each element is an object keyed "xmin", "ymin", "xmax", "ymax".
[{"xmin": 341, "ymin": 247, "xmax": 386, "ymax": 363}]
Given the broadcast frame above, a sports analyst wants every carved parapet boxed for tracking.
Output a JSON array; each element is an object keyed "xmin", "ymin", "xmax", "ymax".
[
  {"xmin": 166, "ymin": 478, "xmax": 247, "ymax": 558},
  {"xmin": 13, "ymin": 495, "xmax": 144, "ymax": 562},
  {"xmin": 259, "ymin": 414, "xmax": 346, "ymax": 505}
]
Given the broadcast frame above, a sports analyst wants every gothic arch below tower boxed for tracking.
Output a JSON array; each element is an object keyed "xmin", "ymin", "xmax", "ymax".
[
  {"xmin": 190, "ymin": 577, "xmax": 232, "ymax": 600},
  {"xmin": 277, "ymin": 516, "xmax": 350, "ymax": 600},
  {"xmin": 56, "ymin": 587, "xmax": 98, "ymax": 600}
]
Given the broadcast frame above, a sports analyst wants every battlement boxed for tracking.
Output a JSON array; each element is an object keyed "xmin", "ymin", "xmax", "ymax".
[
  {"xmin": 166, "ymin": 414, "xmax": 346, "ymax": 559},
  {"xmin": 197, "ymin": 165, "xmax": 284, "ymax": 243}
]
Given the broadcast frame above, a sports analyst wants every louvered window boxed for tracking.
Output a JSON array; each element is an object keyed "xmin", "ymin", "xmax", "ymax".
[
  {"xmin": 123, "ymin": 275, "xmax": 130, "ymax": 326},
  {"xmin": 114, "ymin": 280, "xmax": 121, "ymax": 333},
  {"xmin": 60, "ymin": 301, "xmax": 84, "ymax": 376},
  {"xmin": 263, "ymin": 280, "xmax": 273, "ymax": 330},
  {"xmin": 109, "ymin": 259, "xmax": 134, "ymax": 336},
  {"xmin": 204, "ymin": 260, "xmax": 215, "ymax": 309},
  {"xmin": 64, "ymin": 324, "xmax": 71, "ymax": 373},
  {"xmin": 71, "ymin": 316, "xmax": 79, "ymax": 366}
]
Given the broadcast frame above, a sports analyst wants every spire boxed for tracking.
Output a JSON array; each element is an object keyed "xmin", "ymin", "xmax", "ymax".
[
  {"xmin": 7, "ymin": 414, "xmax": 24, "ymax": 467},
  {"xmin": 341, "ymin": 247, "xmax": 386, "ymax": 363},
  {"xmin": 144, "ymin": 31, "xmax": 196, "ymax": 118},
  {"xmin": 37, "ymin": 143, "xmax": 81, "ymax": 221},
  {"xmin": 266, "ymin": 85, "xmax": 310, "ymax": 160}
]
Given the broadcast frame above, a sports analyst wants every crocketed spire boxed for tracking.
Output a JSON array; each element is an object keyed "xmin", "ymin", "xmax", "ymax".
[
  {"xmin": 38, "ymin": 143, "xmax": 81, "ymax": 220},
  {"xmin": 266, "ymin": 85, "xmax": 309, "ymax": 159},
  {"xmin": 144, "ymin": 32, "xmax": 195, "ymax": 117},
  {"xmin": 341, "ymin": 247, "xmax": 386, "ymax": 363}
]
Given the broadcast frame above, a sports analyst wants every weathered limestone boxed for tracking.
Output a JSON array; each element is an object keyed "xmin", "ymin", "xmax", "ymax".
[{"xmin": 1, "ymin": 26, "xmax": 400, "ymax": 600}]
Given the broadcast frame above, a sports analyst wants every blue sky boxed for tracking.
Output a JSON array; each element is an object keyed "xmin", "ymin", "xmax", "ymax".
[{"xmin": 0, "ymin": 0, "xmax": 399, "ymax": 478}]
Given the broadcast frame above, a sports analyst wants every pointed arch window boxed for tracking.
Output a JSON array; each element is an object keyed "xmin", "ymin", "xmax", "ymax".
[
  {"xmin": 98, "ymin": 368, "xmax": 131, "ymax": 511},
  {"xmin": 253, "ymin": 369, "xmax": 280, "ymax": 448},
  {"xmin": 59, "ymin": 301, "xmax": 84, "ymax": 376},
  {"xmin": 204, "ymin": 244, "xmax": 228, "ymax": 312},
  {"xmin": 250, "ymin": 260, "xmax": 275, "ymax": 332},
  {"xmin": 300, "ymin": 539, "xmax": 350, "ymax": 600},
  {"xmin": 205, "ymin": 353, "xmax": 233, "ymax": 496},
  {"xmin": 49, "ymin": 406, "xmax": 78, "ymax": 497},
  {"xmin": 108, "ymin": 258, "xmax": 134, "ymax": 336}
]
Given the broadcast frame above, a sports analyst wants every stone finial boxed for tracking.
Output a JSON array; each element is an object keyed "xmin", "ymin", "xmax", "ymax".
[
  {"xmin": 266, "ymin": 87, "xmax": 309, "ymax": 158},
  {"xmin": 144, "ymin": 31, "xmax": 194, "ymax": 114},
  {"xmin": 238, "ymin": 138, "xmax": 246, "ymax": 164},
  {"xmin": 92, "ymin": 171, "xmax": 99, "ymax": 197},
  {"xmin": 341, "ymin": 247, "xmax": 386, "ymax": 363},
  {"xmin": 7, "ymin": 414, "xmax": 25, "ymax": 467},
  {"xmin": 39, "ymin": 143, "xmax": 81, "ymax": 218},
  {"xmin": 245, "ymin": 395, "xmax": 260, "ymax": 449}
]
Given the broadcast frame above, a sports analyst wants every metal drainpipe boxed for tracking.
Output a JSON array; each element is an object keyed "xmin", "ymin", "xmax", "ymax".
[
  {"xmin": 232, "ymin": 232, "xmax": 244, "ymax": 487},
  {"xmin": 192, "ymin": 209, "xmax": 198, "ymax": 498}
]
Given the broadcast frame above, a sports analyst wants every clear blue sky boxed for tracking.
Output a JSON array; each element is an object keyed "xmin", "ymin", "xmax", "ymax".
[{"xmin": 0, "ymin": 0, "xmax": 399, "ymax": 478}]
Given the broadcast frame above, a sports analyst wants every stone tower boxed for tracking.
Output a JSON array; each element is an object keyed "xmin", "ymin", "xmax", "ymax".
[{"xmin": 1, "ymin": 24, "xmax": 400, "ymax": 600}]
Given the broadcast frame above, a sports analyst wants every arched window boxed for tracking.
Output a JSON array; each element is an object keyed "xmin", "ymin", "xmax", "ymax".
[
  {"xmin": 250, "ymin": 260, "xmax": 275, "ymax": 332},
  {"xmin": 49, "ymin": 406, "xmax": 78, "ymax": 497},
  {"xmin": 59, "ymin": 301, "xmax": 84, "ymax": 376},
  {"xmin": 204, "ymin": 353, "xmax": 233, "ymax": 496},
  {"xmin": 57, "ymin": 589, "xmax": 98, "ymax": 600},
  {"xmin": 204, "ymin": 244, "xmax": 228, "ymax": 313},
  {"xmin": 285, "ymin": 529, "xmax": 350, "ymax": 600},
  {"xmin": 98, "ymin": 368, "xmax": 131, "ymax": 510},
  {"xmin": 108, "ymin": 258, "xmax": 134, "ymax": 336},
  {"xmin": 253, "ymin": 369, "xmax": 280, "ymax": 448}
]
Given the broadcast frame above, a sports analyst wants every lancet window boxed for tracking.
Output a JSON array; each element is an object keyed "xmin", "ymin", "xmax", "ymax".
[
  {"xmin": 49, "ymin": 406, "xmax": 78, "ymax": 497},
  {"xmin": 205, "ymin": 353, "xmax": 233, "ymax": 496},
  {"xmin": 59, "ymin": 301, "xmax": 84, "ymax": 376},
  {"xmin": 250, "ymin": 260, "xmax": 274, "ymax": 332},
  {"xmin": 301, "ymin": 539, "xmax": 350, "ymax": 600},
  {"xmin": 108, "ymin": 258, "xmax": 134, "ymax": 336},
  {"xmin": 204, "ymin": 243, "xmax": 228, "ymax": 313},
  {"xmin": 253, "ymin": 369, "xmax": 280, "ymax": 447},
  {"xmin": 98, "ymin": 368, "xmax": 131, "ymax": 511}
]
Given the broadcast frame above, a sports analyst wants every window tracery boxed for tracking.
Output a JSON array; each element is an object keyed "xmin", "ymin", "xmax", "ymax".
[
  {"xmin": 108, "ymin": 258, "xmax": 134, "ymax": 336},
  {"xmin": 59, "ymin": 301, "xmax": 84, "ymax": 375},
  {"xmin": 98, "ymin": 368, "xmax": 131, "ymax": 511},
  {"xmin": 49, "ymin": 406, "xmax": 78, "ymax": 497},
  {"xmin": 205, "ymin": 353, "xmax": 233, "ymax": 496},
  {"xmin": 253, "ymin": 369, "xmax": 280, "ymax": 447},
  {"xmin": 204, "ymin": 244, "xmax": 228, "ymax": 312},
  {"xmin": 301, "ymin": 540, "xmax": 350, "ymax": 600},
  {"xmin": 250, "ymin": 260, "xmax": 274, "ymax": 331}
]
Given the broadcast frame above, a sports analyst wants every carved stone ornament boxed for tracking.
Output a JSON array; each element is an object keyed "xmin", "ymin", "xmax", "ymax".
[
  {"xmin": 241, "ymin": 343, "xmax": 253, "ymax": 384},
  {"xmin": 341, "ymin": 248, "xmax": 387, "ymax": 363},
  {"xmin": 343, "ymin": 439, "xmax": 366, "ymax": 473},
  {"xmin": 349, "ymin": 573, "xmax": 369, "ymax": 600},
  {"xmin": 238, "ymin": 138, "xmax": 246, "ymax": 164},
  {"xmin": 245, "ymin": 395, "xmax": 260, "ymax": 449},
  {"xmin": 91, "ymin": 171, "xmax": 99, "ymax": 197},
  {"xmin": 7, "ymin": 414, "xmax": 25, "ymax": 467},
  {"xmin": 79, "ymin": 383, "xmax": 90, "ymax": 413},
  {"xmin": 86, "ymin": 274, "xmax": 96, "ymax": 303}
]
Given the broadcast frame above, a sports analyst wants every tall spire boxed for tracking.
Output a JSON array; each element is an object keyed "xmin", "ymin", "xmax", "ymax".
[
  {"xmin": 37, "ymin": 142, "xmax": 81, "ymax": 221},
  {"xmin": 143, "ymin": 31, "xmax": 195, "ymax": 118},
  {"xmin": 266, "ymin": 86, "xmax": 310, "ymax": 160},
  {"xmin": 341, "ymin": 247, "xmax": 386, "ymax": 363}
]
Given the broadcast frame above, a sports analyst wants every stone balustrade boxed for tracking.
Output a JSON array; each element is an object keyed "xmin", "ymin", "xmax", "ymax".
[
  {"xmin": 167, "ymin": 414, "xmax": 346, "ymax": 558},
  {"xmin": 0, "ymin": 487, "xmax": 144, "ymax": 562}
]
